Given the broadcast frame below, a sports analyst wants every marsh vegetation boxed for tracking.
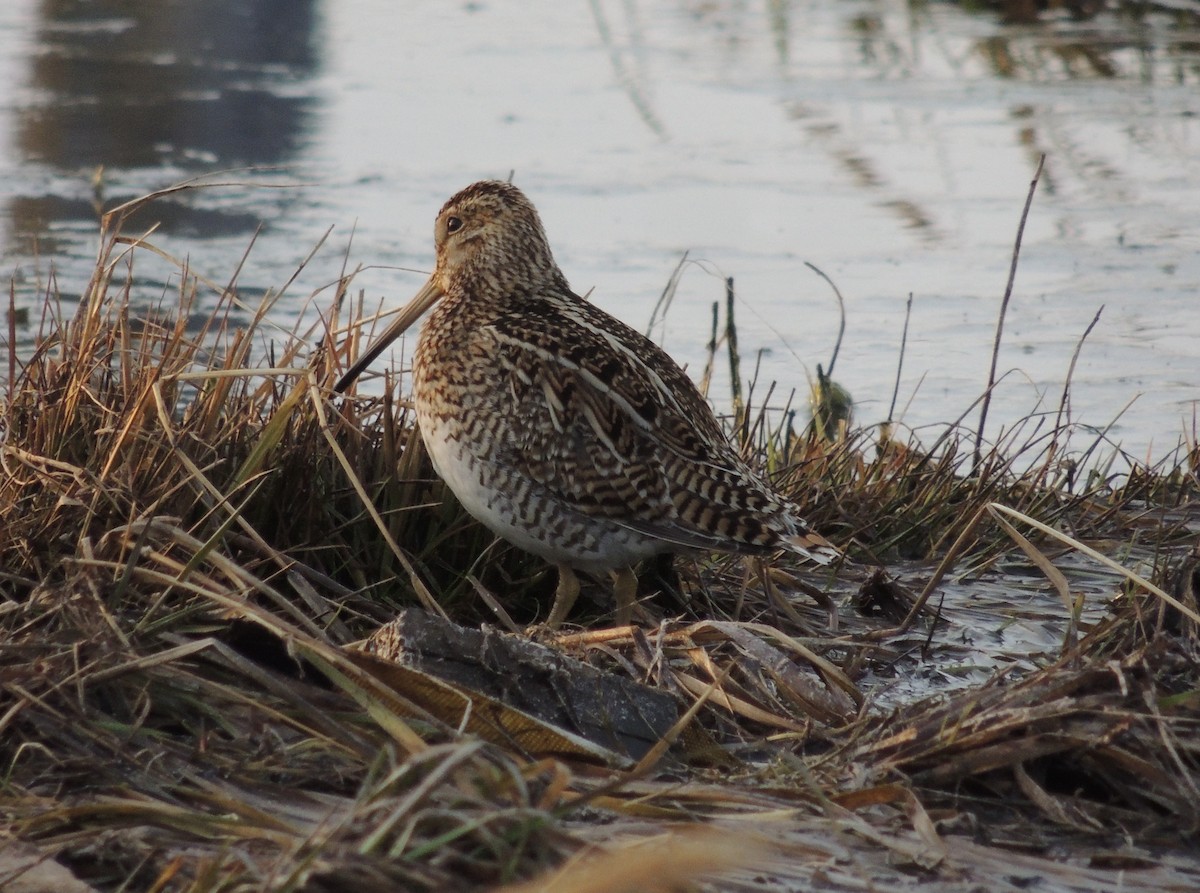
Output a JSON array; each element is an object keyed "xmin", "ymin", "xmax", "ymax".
[{"xmin": 2, "ymin": 188, "xmax": 1198, "ymax": 891}]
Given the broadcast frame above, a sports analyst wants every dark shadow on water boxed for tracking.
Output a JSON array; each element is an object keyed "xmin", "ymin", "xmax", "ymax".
[
  {"xmin": 20, "ymin": 0, "xmax": 321, "ymax": 170},
  {"xmin": 8, "ymin": 193, "xmax": 266, "ymax": 254},
  {"xmin": 5, "ymin": 0, "xmax": 322, "ymax": 258}
]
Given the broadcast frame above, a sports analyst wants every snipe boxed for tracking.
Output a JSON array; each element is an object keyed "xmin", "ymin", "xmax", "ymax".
[{"xmin": 335, "ymin": 181, "xmax": 838, "ymax": 628}]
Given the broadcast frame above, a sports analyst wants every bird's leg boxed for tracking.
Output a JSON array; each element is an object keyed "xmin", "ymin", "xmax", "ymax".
[
  {"xmin": 610, "ymin": 567, "xmax": 638, "ymax": 626},
  {"xmin": 544, "ymin": 565, "xmax": 581, "ymax": 630}
]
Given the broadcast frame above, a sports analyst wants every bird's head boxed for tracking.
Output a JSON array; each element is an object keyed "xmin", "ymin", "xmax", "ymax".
[{"xmin": 334, "ymin": 180, "xmax": 565, "ymax": 393}]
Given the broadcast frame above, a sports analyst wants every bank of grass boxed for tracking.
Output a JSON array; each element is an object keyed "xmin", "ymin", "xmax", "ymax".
[{"xmin": 2, "ymin": 197, "xmax": 1198, "ymax": 891}]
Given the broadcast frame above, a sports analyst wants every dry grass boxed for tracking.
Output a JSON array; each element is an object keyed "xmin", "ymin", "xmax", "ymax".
[{"xmin": 2, "ymin": 192, "xmax": 1199, "ymax": 891}]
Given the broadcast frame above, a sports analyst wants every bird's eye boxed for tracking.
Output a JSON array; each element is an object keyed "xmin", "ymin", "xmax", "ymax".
[{"xmin": 445, "ymin": 216, "xmax": 463, "ymax": 234}]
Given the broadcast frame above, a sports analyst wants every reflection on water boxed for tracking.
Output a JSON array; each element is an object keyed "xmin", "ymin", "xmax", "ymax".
[
  {"xmin": 2, "ymin": 0, "xmax": 1198, "ymax": 467},
  {"xmin": 977, "ymin": 29, "xmax": 1200, "ymax": 81},
  {"xmin": 4, "ymin": 0, "xmax": 320, "ymax": 262},
  {"xmin": 590, "ymin": 0, "xmax": 667, "ymax": 138},
  {"xmin": 20, "ymin": 0, "xmax": 319, "ymax": 169}
]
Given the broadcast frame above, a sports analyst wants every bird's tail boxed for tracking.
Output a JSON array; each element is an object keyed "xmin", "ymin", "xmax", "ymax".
[{"xmin": 782, "ymin": 529, "xmax": 841, "ymax": 565}]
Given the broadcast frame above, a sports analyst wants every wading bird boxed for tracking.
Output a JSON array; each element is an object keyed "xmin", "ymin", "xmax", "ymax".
[{"xmin": 335, "ymin": 181, "xmax": 838, "ymax": 628}]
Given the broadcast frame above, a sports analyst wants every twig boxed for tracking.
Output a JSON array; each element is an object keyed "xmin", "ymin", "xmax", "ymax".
[
  {"xmin": 7, "ymin": 278, "xmax": 15, "ymax": 389},
  {"xmin": 1037, "ymin": 305, "xmax": 1104, "ymax": 489},
  {"xmin": 974, "ymin": 154, "xmax": 1045, "ymax": 472},
  {"xmin": 645, "ymin": 251, "xmax": 689, "ymax": 339},
  {"xmin": 804, "ymin": 261, "xmax": 846, "ymax": 377},
  {"xmin": 699, "ymin": 300, "xmax": 719, "ymax": 398},
  {"xmin": 1054, "ymin": 305, "xmax": 1104, "ymax": 439},
  {"xmin": 888, "ymin": 293, "xmax": 914, "ymax": 424},
  {"xmin": 725, "ymin": 277, "xmax": 744, "ymax": 431}
]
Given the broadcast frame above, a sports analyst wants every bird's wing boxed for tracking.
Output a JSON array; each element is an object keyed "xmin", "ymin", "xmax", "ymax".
[{"xmin": 475, "ymin": 294, "xmax": 809, "ymax": 554}]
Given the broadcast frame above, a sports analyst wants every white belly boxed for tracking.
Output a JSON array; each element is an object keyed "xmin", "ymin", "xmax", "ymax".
[{"xmin": 417, "ymin": 409, "xmax": 664, "ymax": 573}]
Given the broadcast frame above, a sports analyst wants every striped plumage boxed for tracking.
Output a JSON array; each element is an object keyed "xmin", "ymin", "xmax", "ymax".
[{"xmin": 335, "ymin": 180, "xmax": 838, "ymax": 628}]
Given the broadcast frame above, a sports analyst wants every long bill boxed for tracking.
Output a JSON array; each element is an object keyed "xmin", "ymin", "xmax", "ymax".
[{"xmin": 333, "ymin": 276, "xmax": 445, "ymax": 393}]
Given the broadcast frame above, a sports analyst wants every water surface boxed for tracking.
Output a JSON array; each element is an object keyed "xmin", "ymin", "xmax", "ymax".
[{"xmin": 2, "ymin": 0, "xmax": 1198, "ymax": 466}]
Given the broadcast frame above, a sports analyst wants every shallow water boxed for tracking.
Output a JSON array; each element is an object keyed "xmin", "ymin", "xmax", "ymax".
[
  {"xmin": 861, "ymin": 550, "xmax": 1131, "ymax": 710},
  {"xmin": 2, "ymin": 0, "xmax": 1198, "ymax": 466}
]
